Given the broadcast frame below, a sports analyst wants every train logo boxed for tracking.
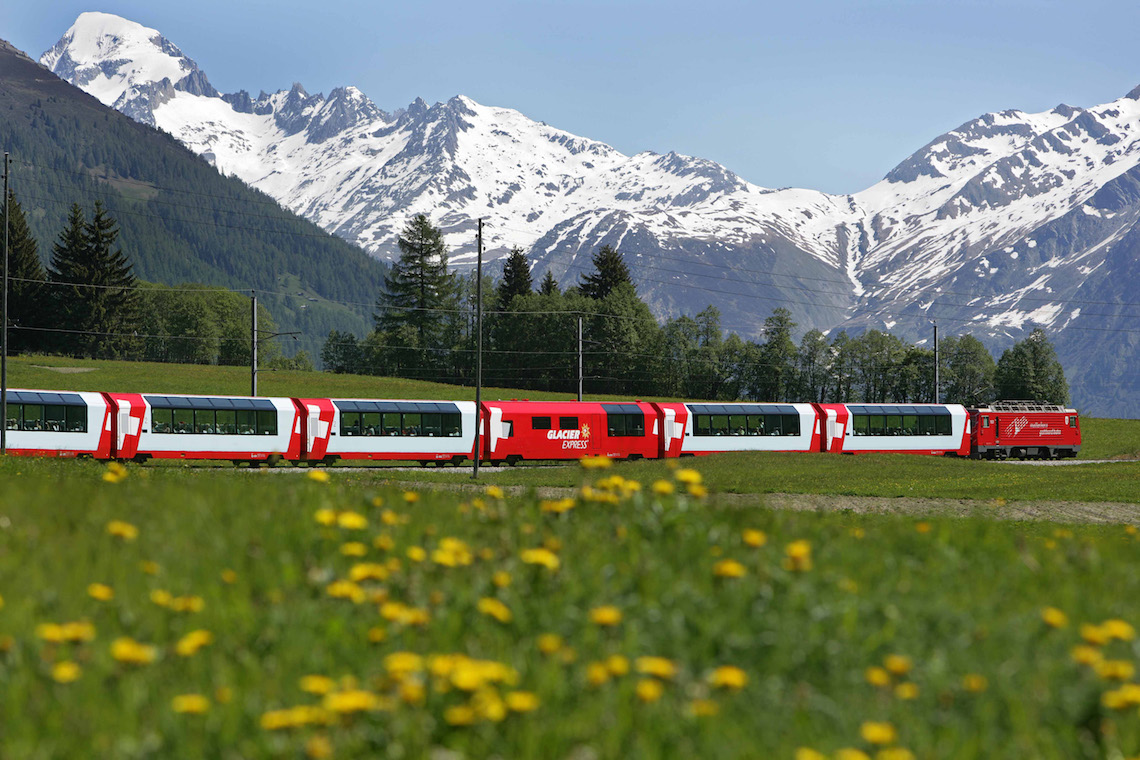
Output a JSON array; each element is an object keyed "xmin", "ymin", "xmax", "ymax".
[{"xmin": 1009, "ymin": 416, "xmax": 1029, "ymax": 436}]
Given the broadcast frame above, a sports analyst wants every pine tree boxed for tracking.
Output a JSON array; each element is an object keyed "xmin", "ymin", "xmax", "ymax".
[
  {"xmin": 49, "ymin": 202, "xmax": 141, "ymax": 357},
  {"xmin": 755, "ymin": 308, "xmax": 798, "ymax": 401},
  {"xmin": 497, "ymin": 247, "xmax": 533, "ymax": 305},
  {"xmin": 375, "ymin": 214, "xmax": 457, "ymax": 350},
  {"xmin": 538, "ymin": 269, "xmax": 559, "ymax": 296},
  {"xmin": 943, "ymin": 334, "xmax": 995, "ymax": 405},
  {"xmin": 579, "ymin": 245, "xmax": 632, "ymax": 300},
  {"xmin": 2, "ymin": 192, "xmax": 47, "ymax": 352}
]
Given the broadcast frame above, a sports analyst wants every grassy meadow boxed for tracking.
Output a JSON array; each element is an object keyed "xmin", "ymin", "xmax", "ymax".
[{"xmin": 4, "ymin": 454, "xmax": 1140, "ymax": 759}]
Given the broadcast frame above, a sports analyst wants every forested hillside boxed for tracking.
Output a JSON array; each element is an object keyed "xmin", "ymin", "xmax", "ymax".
[{"xmin": 0, "ymin": 39, "xmax": 387, "ymax": 361}]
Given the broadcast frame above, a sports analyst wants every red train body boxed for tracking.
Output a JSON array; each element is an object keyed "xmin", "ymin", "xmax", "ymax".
[{"xmin": 2, "ymin": 388, "xmax": 1082, "ymax": 464}]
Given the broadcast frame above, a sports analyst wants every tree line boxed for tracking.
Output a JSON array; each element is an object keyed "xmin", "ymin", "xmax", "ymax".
[
  {"xmin": 324, "ymin": 214, "xmax": 1070, "ymax": 406},
  {"xmin": 2, "ymin": 192, "xmax": 309, "ymax": 369}
]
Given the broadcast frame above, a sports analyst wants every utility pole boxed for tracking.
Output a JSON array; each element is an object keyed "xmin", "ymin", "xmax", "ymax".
[
  {"xmin": 1, "ymin": 152, "xmax": 9, "ymax": 455},
  {"xmin": 251, "ymin": 291, "xmax": 258, "ymax": 396},
  {"xmin": 577, "ymin": 315, "xmax": 583, "ymax": 402},
  {"xmin": 932, "ymin": 320, "xmax": 939, "ymax": 404},
  {"xmin": 472, "ymin": 219, "xmax": 483, "ymax": 478}
]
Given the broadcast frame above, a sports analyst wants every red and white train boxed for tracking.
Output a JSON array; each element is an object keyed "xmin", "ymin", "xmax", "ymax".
[{"xmin": 2, "ymin": 389, "xmax": 1081, "ymax": 464}]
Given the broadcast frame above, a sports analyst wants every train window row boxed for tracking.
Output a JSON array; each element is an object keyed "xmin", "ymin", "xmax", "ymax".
[
  {"xmin": 4, "ymin": 404, "xmax": 88, "ymax": 433},
  {"xmin": 532, "ymin": 416, "xmax": 579, "ymax": 431},
  {"xmin": 850, "ymin": 414, "xmax": 951, "ymax": 436},
  {"xmin": 341, "ymin": 412, "xmax": 462, "ymax": 437},
  {"xmin": 694, "ymin": 413, "xmax": 801, "ymax": 437},
  {"xmin": 151, "ymin": 408, "xmax": 277, "ymax": 436}
]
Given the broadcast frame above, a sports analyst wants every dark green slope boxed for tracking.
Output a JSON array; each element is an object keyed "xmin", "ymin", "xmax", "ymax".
[{"xmin": 0, "ymin": 39, "xmax": 386, "ymax": 362}]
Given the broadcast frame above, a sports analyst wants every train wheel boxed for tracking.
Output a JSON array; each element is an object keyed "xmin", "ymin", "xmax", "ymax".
[
  {"xmin": 506, "ymin": 456, "xmax": 521, "ymax": 467},
  {"xmin": 419, "ymin": 461, "xmax": 429, "ymax": 467}
]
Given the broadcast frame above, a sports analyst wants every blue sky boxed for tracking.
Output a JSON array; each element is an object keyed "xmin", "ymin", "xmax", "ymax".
[{"xmin": 5, "ymin": 0, "xmax": 1140, "ymax": 194}]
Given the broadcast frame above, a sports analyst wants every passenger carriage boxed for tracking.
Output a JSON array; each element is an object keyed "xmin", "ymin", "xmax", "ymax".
[
  {"xmin": 653, "ymin": 402, "xmax": 822, "ymax": 457},
  {"xmin": 815, "ymin": 403, "xmax": 971, "ymax": 456},
  {"xmin": 480, "ymin": 401, "xmax": 658, "ymax": 464},
  {"xmin": 107, "ymin": 393, "xmax": 302, "ymax": 464},
  {"xmin": 2, "ymin": 389, "xmax": 113, "ymax": 458},
  {"xmin": 297, "ymin": 398, "xmax": 477, "ymax": 466}
]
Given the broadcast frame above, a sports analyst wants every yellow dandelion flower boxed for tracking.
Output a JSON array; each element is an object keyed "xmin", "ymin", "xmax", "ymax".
[
  {"xmin": 87, "ymin": 583, "xmax": 114, "ymax": 601},
  {"xmin": 486, "ymin": 485, "xmax": 505, "ymax": 499},
  {"xmin": 406, "ymin": 546, "xmax": 426, "ymax": 562},
  {"xmin": 300, "ymin": 675, "xmax": 336, "ymax": 695},
  {"xmin": 520, "ymin": 547, "xmax": 560, "ymax": 571},
  {"xmin": 1041, "ymin": 607, "xmax": 1068, "ymax": 629},
  {"xmin": 1081, "ymin": 623, "xmax": 1111, "ymax": 645},
  {"xmin": 579, "ymin": 455, "xmax": 612, "ymax": 470},
  {"xmin": 589, "ymin": 605, "xmax": 622, "ymax": 627},
  {"xmin": 314, "ymin": 508, "xmax": 337, "ymax": 526},
  {"xmin": 367, "ymin": 626, "xmax": 387, "ymax": 644},
  {"xmin": 894, "ymin": 682, "xmax": 919, "ymax": 700},
  {"xmin": 795, "ymin": 749, "xmax": 827, "ymax": 760},
  {"xmin": 688, "ymin": 698, "xmax": 719, "ymax": 717},
  {"xmin": 587, "ymin": 662, "xmax": 611, "ymax": 686},
  {"xmin": 36, "ymin": 623, "xmax": 65, "ymax": 643},
  {"xmin": 688, "ymin": 483, "xmax": 709, "ymax": 498},
  {"xmin": 850, "ymin": 527, "xmax": 866, "ymax": 539},
  {"xmin": 783, "ymin": 540, "xmax": 813, "ymax": 572},
  {"xmin": 876, "ymin": 749, "xmax": 916, "ymax": 760},
  {"xmin": 221, "ymin": 569, "xmax": 237, "ymax": 584},
  {"xmin": 537, "ymin": 633, "xmax": 563, "ymax": 655},
  {"xmin": 110, "ymin": 637, "xmax": 156, "ymax": 665},
  {"xmin": 444, "ymin": 704, "xmax": 477, "ymax": 725},
  {"xmin": 305, "ymin": 735, "xmax": 333, "ymax": 760},
  {"xmin": 139, "ymin": 560, "xmax": 159, "ymax": 575},
  {"xmin": 962, "ymin": 673, "xmax": 988, "ymax": 693},
  {"xmin": 60, "ymin": 621, "xmax": 96, "ymax": 642},
  {"xmin": 326, "ymin": 579, "xmax": 366, "ymax": 604},
  {"xmin": 636, "ymin": 656, "xmax": 677, "ymax": 680},
  {"xmin": 337, "ymin": 511, "xmax": 368, "ymax": 530},
  {"xmin": 915, "ymin": 521, "xmax": 932, "ymax": 534},
  {"xmin": 606, "ymin": 654, "xmax": 630, "ymax": 676},
  {"xmin": 399, "ymin": 680, "xmax": 426, "ymax": 705},
  {"xmin": 835, "ymin": 750, "xmax": 871, "ymax": 760},
  {"xmin": 477, "ymin": 597, "xmax": 513, "ymax": 623},
  {"xmin": 51, "ymin": 660, "xmax": 81, "ymax": 683},
  {"xmin": 175, "ymin": 629, "xmax": 214, "ymax": 657},
  {"xmin": 713, "ymin": 559, "xmax": 747, "ymax": 578},
  {"xmin": 506, "ymin": 690, "xmax": 540, "ymax": 712},
  {"xmin": 541, "ymin": 498, "xmax": 576, "ymax": 514},
  {"xmin": 860, "ymin": 721, "xmax": 898, "ymax": 745},
  {"xmin": 708, "ymin": 665, "xmax": 748, "ymax": 690},
  {"xmin": 742, "ymin": 529, "xmax": 767, "ymax": 547},
  {"xmin": 1072, "ymin": 644, "xmax": 1104, "ymax": 666},
  {"xmin": 1096, "ymin": 659, "xmax": 1135, "ymax": 681},
  {"xmin": 102, "ymin": 462, "xmax": 128, "ymax": 483},
  {"xmin": 105, "ymin": 520, "xmax": 138, "ymax": 541},
  {"xmin": 373, "ymin": 533, "xmax": 395, "ymax": 551},
  {"xmin": 348, "ymin": 562, "xmax": 388, "ymax": 582},
  {"xmin": 170, "ymin": 595, "xmax": 205, "ymax": 613},
  {"xmin": 636, "ymin": 678, "xmax": 664, "ymax": 702},
  {"xmin": 884, "ymin": 654, "xmax": 912, "ymax": 676},
  {"xmin": 403, "ymin": 491, "xmax": 420, "ymax": 504},
  {"xmin": 651, "ymin": 479, "xmax": 675, "ymax": 496},
  {"xmin": 340, "ymin": 542, "xmax": 367, "ymax": 557},
  {"xmin": 307, "ymin": 470, "xmax": 330, "ymax": 483},
  {"xmin": 1104, "ymin": 619, "xmax": 1137, "ymax": 641},
  {"xmin": 322, "ymin": 689, "xmax": 385, "ymax": 714},
  {"xmin": 674, "ymin": 468, "xmax": 702, "ymax": 485},
  {"xmin": 385, "ymin": 652, "xmax": 424, "ymax": 677},
  {"xmin": 492, "ymin": 570, "xmax": 512, "ymax": 588},
  {"xmin": 171, "ymin": 694, "xmax": 210, "ymax": 714}
]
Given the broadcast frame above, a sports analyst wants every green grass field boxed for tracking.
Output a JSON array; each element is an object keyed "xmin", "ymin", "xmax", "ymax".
[{"xmin": 3, "ymin": 454, "xmax": 1140, "ymax": 759}]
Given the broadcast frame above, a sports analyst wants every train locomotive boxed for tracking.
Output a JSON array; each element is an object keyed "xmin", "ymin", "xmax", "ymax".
[{"xmin": 2, "ymin": 389, "xmax": 1081, "ymax": 465}]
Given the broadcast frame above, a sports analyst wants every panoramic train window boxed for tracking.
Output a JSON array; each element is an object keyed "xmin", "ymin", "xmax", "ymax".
[
  {"xmin": 146, "ymin": 397, "xmax": 278, "ymax": 436},
  {"xmin": 688, "ymin": 404, "xmax": 801, "ymax": 436},
  {"xmin": 559, "ymin": 416, "xmax": 578, "ymax": 430},
  {"xmin": 848, "ymin": 406, "xmax": 952, "ymax": 436},
  {"xmin": 335, "ymin": 401, "xmax": 464, "ymax": 437},
  {"xmin": 532, "ymin": 417, "xmax": 551, "ymax": 430},
  {"xmin": 5, "ymin": 398, "xmax": 88, "ymax": 433}
]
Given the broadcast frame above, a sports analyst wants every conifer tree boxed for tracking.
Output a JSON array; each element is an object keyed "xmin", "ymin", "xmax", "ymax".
[
  {"xmin": 2, "ymin": 192, "xmax": 47, "ymax": 352},
  {"xmin": 579, "ymin": 245, "xmax": 632, "ymax": 300},
  {"xmin": 538, "ymin": 269, "xmax": 559, "ymax": 296},
  {"xmin": 497, "ymin": 247, "xmax": 533, "ymax": 304},
  {"xmin": 374, "ymin": 214, "xmax": 458, "ymax": 363}
]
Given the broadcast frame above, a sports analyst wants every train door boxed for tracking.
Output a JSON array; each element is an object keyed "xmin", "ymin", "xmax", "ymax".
[{"xmin": 106, "ymin": 393, "xmax": 144, "ymax": 459}]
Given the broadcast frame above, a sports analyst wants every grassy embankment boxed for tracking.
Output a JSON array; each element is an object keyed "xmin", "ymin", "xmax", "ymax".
[{"xmin": 4, "ymin": 457, "xmax": 1140, "ymax": 759}]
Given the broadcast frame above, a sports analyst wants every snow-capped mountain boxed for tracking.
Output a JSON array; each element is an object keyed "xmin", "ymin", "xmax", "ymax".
[{"xmin": 40, "ymin": 12, "xmax": 1140, "ymax": 416}]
